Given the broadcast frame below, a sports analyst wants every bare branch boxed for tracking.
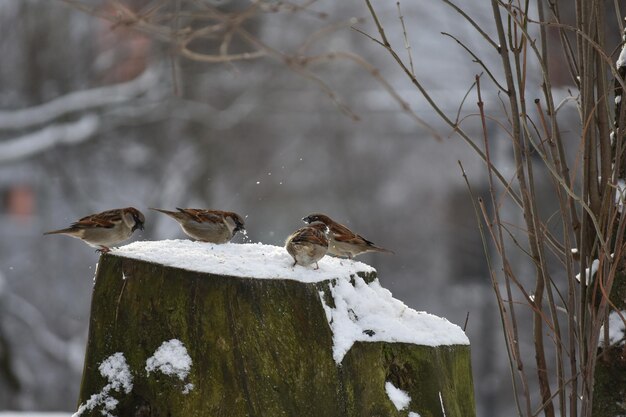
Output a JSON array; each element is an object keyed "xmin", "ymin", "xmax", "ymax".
[
  {"xmin": 0, "ymin": 115, "xmax": 100, "ymax": 164},
  {"xmin": 441, "ymin": 31, "xmax": 508, "ymax": 93},
  {"xmin": 396, "ymin": 1, "xmax": 415, "ymax": 76},
  {"xmin": 0, "ymin": 68, "xmax": 158, "ymax": 130}
]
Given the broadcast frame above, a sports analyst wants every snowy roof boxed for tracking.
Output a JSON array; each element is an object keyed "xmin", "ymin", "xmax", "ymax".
[
  {"xmin": 112, "ymin": 240, "xmax": 469, "ymax": 356},
  {"xmin": 112, "ymin": 239, "xmax": 375, "ymax": 283}
]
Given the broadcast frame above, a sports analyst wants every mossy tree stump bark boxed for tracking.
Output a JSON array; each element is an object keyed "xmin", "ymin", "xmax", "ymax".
[
  {"xmin": 76, "ymin": 247, "xmax": 475, "ymax": 417},
  {"xmin": 593, "ymin": 272, "xmax": 626, "ymax": 417}
]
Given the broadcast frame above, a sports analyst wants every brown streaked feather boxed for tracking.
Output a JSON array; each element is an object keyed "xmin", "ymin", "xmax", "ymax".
[
  {"xmin": 303, "ymin": 212, "xmax": 393, "ymax": 255},
  {"xmin": 289, "ymin": 224, "xmax": 329, "ymax": 247},
  {"xmin": 174, "ymin": 208, "xmax": 244, "ymax": 225},
  {"xmin": 175, "ymin": 208, "xmax": 219, "ymax": 223},
  {"xmin": 327, "ymin": 222, "xmax": 354, "ymax": 237},
  {"xmin": 285, "ymin": 223, "xmax": 330, "ymax": 268},
  {"xmin": 330, "ymin": 226, "xmax": 392, "ymax": 252},
  {"xmin": 152, "ymin": 207, "xmax": 244, "ymax": 243},
  {"xmin": 72, "ymin": 210, "xmax": 121, "ymax": 229},
  {"xmin": 329, "ymin": 224, "xmax": 370, "ymax": 244},
  {"xmin": 44, "ymin": 210, "xmax": 123, "ymax": 234}
]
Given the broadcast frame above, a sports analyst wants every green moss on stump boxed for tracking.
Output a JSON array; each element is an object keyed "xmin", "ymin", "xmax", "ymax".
[
  {"xmin": 592, "ymin": 270, "xmax": 626, "ymax": 417},
  {"xmin": 593, "ymin": 347, "xmax": 626, "ymax": 417},
  {"xmin": 76, "ymin": 254, "xmax": 475, "ymax": 417}
]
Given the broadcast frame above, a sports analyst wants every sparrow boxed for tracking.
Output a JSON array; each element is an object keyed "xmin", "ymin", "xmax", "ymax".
[
  {"xmin": 285, "ymin": 223, "xmax": 330, "ymax": 269},
  {"xmin": 150, "ymin": 207, "xmax": 245, "ymax": 244},
  {"xmin": 44, "ymin": 207, "xmax": 145, "ymax": 253},
  {"xmin": 302, "ymin": 213, "xmax": 393, "ymax": 259}
]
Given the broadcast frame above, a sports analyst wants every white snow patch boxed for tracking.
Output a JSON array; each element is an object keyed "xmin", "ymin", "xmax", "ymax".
[
  {"xmin": 385, "ymin": 381, "xmax": 411, "ymax": 410},
  {"xmin": 146, "ymin": 339, "xmax": 193, "ymax": 394},
  {"xmin": 320, "ymin": 276, "xmax": 469, "ymax": 363},
  {"xmin": 319, "ymin": 290, "xmax": 333, "ymax": 321},
  {"xmin": 575, "ymin": 259, "xmax": 599, "ymax": 285},
  {"xmin": 616, "ymin": 179, "xmax": 626, "ymax": 213},
  {"xmin": 93, "ymin": 261, "xmax": 99, "ymax": 284},
  {"xmin": 73, "ymin": 352, "xmax": 133, "ymax": 417},
  {"xmin": 146, "ymin": 339, "xmax": 192, "ymax": 379},
  {"xmin": 616, "ymin": 95, "xmax": 622, "ymax": 105},
  {"xmin": 0, "ymin": 68, "xmax": 158, "ymax": 130},
  {"xmin": 113, "ymin": 240, "xmax": 375, "ymax": 283},
  {"xmin": 575, "ymin": 253, "xmax": 615, "ymax": 285},
  {"xmin": 0, "ymin": 114, "xmax": 100, "ymax": 164},
  {"xmin": 439, "ymin": 391, "xmax": 447, "ymax": 416},
  {"xmin": 99, "ymin": 353, "xmax": 133, "ymax": 393},
  {"xmin": 409, "ymin": 413, "xmax": 422, "ymax": 417},
  {"xmin": 600, "ymin": 311, "xmax": 626, "ymax": 345},
  {"xmin": 617, "ymin": 45, "xmax": 626, "ymax": 68}
]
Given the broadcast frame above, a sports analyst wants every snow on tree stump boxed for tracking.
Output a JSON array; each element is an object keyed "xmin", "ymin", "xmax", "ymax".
[{"xmin": 74, "ymin": 240, "xmax": 474, "ymax": 417}]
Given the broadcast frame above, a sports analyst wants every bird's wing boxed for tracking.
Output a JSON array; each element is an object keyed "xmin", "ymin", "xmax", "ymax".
[{"xmin": 73, "ymin": 210, "xmax": 120, "ymax": 229}]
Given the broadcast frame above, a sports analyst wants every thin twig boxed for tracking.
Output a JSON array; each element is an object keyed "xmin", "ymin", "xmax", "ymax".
[
  {"xmin": 396, "ymin": 1, "xmax": 415, "ymax": 76},
  {"xmin": 441, "ymin": 32, "xmax": 508, "ymax": 93}
]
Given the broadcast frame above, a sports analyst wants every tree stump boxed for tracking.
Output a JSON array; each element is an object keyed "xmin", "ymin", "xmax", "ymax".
[{"xmin": 74, "ymin": 240, "xmax": 475, "ymax": 417}]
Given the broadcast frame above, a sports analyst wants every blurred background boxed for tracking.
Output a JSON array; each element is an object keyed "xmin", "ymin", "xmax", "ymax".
[{"xmin": 0, "ymin": 0, "xmax": 600, "ymax": 415}]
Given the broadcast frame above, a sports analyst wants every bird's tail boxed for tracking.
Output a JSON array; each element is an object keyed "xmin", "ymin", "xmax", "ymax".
[
  {"xmin": 43, "ymin": 227, "xmax": 76, "ymax": 236},
  {"xmin": 149, "ymin": 207, "xmax": 180, "ymax": 217},
  {"xmin": 370, "ymin": 245, "xmax": 395, "ymax": 254}
]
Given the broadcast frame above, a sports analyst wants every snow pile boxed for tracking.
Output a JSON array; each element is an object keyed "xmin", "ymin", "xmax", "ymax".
[
  {"xmin": 384, "ymin": 381, "xmax": 427, "ymax": 416},
  {"xmin": 113, "ymin": 240, "xmax": 375, "ymax": 283},
  {"xmin": 73, "ymin": 352, "xmax": 133, "ymax": 417},
  {"xmin": 600, "ymin": 311, "xmax": 626, "ymax": 345},
  {"xmin": 616, "ymin": 179, "xmax": 626, "ymax": 213},
  {"xmin": 575, "ymin": 253, "xmax": 615, "ymax": 285},
  {"xmin": 385, "ymin": 381, "xmax": 411, "ymax": 411},
  {"xmin": 146, "ymin": 339, "xmax": 194, "ymax": 394},
  {"xmin": 575, "ymin": 259, "xmax": 599, "ymax": 285},
  {"xmin": 617, "ymin": 43, "xmax": 626, "ymax": 68},
  {"xmin": 320, "ymin": 276, "xmax": 469, "ymax": 363}
]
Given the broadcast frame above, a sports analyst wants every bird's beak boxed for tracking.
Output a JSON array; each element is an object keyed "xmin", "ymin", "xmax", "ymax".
[
  {"xmin": 133, "ymin": 223, "xmax": 145, "ymax": 232},
  {"xmin": 302, "ymin": 216, "xmax": 310, "ymax": 223}
]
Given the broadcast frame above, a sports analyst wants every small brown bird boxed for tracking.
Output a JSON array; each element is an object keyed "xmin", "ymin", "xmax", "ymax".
[
  {"xmin": 302, "ymin": 213, "xmax": 393, "ymax": 259},
  {"xmin": 44, "ymin": 207, "xmax": 145, "ymax": 253},
  {"xmin": 150, "ymin": 208, "xmax": 245, "ymax": 244},
  {"xmin": 285, "ymin": 223, "xmax": 330, "ymax": 269}
]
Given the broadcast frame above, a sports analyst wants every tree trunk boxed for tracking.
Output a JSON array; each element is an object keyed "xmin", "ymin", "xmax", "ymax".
[
  {"xmin": 593, "ymin": 272, "xmax": 626, "ymax": 417},
  {"xmin": 75, "ymin": 248, "xmax": 475, "ymax": 417}
]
